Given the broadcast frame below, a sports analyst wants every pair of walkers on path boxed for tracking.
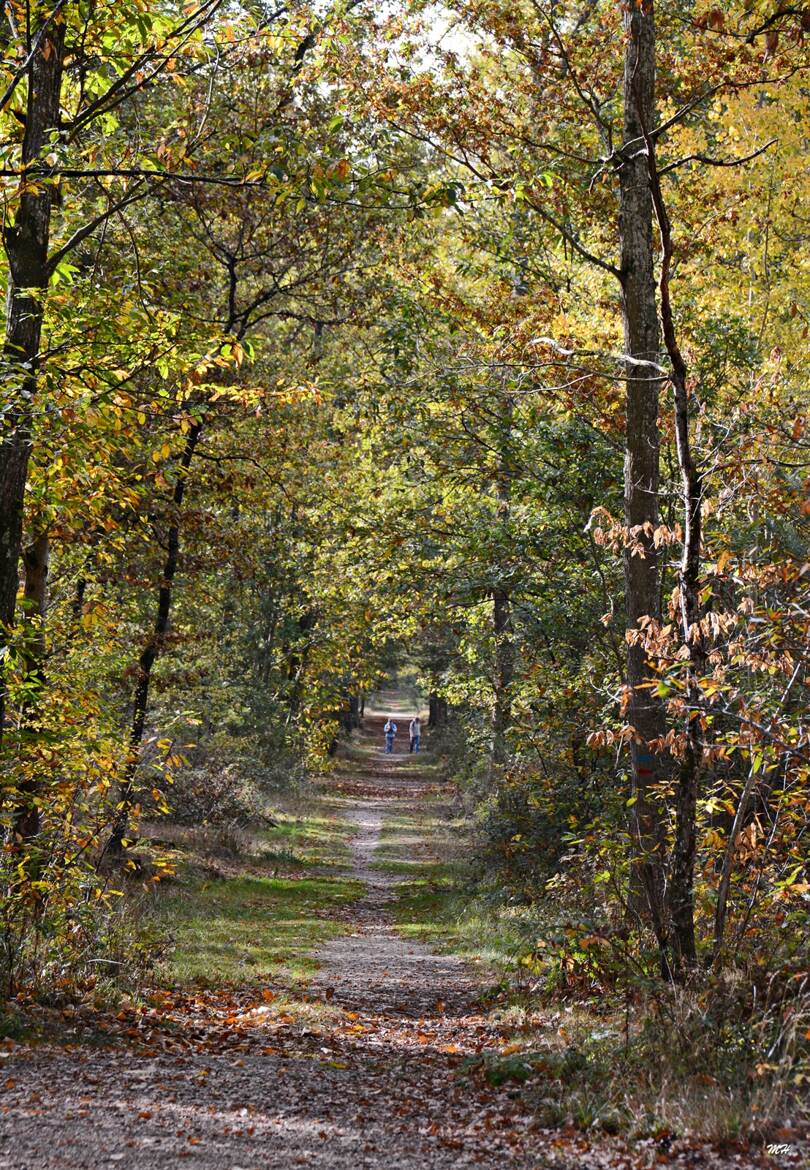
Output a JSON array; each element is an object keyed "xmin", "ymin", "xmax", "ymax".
[{"xmin": 383, "ymin": 715, "xmax": 421, "ymax": 754}]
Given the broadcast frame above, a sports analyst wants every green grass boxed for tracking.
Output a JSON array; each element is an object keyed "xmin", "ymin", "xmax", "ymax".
[
  {"xmin": 391, "ymin": 873, "xmax": 463, "ymax": 944},
  {"xmin": 377, "ymin": 805, "xmax": 553, "ymax": 974},
  {"xmin": 257, "ymin": 806, "xmax": 355, "ymax": 869},
  {"xmin": 151, "ymin": 796, "xmax": 362, "ymax": 988},
  {"xmin": 374, "ymin": 804, "xmax": 478, "ymax": 953},
  {"xmin": 155, "ymin": 870, "xmax": 364, "ymax": 987}
]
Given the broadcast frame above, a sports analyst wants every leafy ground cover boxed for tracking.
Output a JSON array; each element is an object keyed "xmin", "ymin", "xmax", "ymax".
[
  {"xmin": 380, "ymin": 793, "xmax": 809, "ymax": 1147},
  {"xmin": 3, "ymin": 717, "xmax": 806, "ymax": 1169}
]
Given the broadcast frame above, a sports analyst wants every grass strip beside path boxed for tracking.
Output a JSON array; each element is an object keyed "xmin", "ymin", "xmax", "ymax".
[
  {"xmin": 155, "ymin": 871, "xmax": 365, "ymax": 987},
  {"xmin": 152, "ymin": 796, "xmax": 363, "ymax": 989}
]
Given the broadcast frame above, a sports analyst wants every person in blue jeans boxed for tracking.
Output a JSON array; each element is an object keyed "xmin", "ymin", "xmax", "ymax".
[
  {"xmin": 383, "ymin": 718, "xmax": 397, "ymax": 753},
  {"xmin": 409, "ymin": 715, "xmax": 421, "ymax": 753}
]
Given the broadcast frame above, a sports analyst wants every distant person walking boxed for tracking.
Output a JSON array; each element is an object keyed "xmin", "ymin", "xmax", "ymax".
[
  {"xmin": 409, "ymin": 715, "xmax": 421, "ymax": 753},
  {"xmin": 383, "ymin": 717, "xmax": 397, "ymax": 754}
]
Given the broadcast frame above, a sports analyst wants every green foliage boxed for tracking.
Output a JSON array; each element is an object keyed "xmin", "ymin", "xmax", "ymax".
[{"xmin": 0, "ymin": 12, "xmax": 807, "ymax": 1149}]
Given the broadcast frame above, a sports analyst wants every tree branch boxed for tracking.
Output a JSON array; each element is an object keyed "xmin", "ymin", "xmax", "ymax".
[
  {"xmin": 0, "ymin": 0, "xmax": 69, "ymax": 116},
  {"xmin": 658, "ymin": 138, "xmax": 777, "ymax": 177},
  {"xmin": 47, "ymin": 182, "xmax": 149, "ymax": 273}
]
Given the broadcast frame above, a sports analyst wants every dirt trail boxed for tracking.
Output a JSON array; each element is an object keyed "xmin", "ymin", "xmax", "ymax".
[
  {"xmin": 0, "ymin": 703, "xmax": 539, "ymax": 1170},
  {"xmin": 0, "ymin": 704, "xmax": 772, "ymax": 1169},
  {"xmin": 311, "ymin": 716, "xmax": 481, "ymax": 1017}
]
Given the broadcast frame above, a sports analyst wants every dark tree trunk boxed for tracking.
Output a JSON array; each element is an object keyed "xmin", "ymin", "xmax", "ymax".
[
  {"xmin": 9, "ymin": 531, "xmax": 50, "ymax": 841},
  {"xmin": 644, "ymin": 129, "xmax": 704, "ymax": 973},
  {"xmin": 106, "ymin": 424, "xmax": 202, "ymax": 857},
  {"xmin": 22, "ymin": 532, "xmax": 49, "ymax": 668},
  {"xmin": 618, "ymin": 0, "xmax": 668, "ymax": 959},
  {"xmin": 338, "ymin": 692, "xmax": 358, "ymax": 736},
  {"xmin": 71, "ymin": 576, "xmax": 88, "ymax": 628},
  {"xmin": 428, "ymin": 693, "xmax": 447, "ymax": 729},
  {"xmin": 0, "ymin": 15, "xmax": 66, "ymax": 741}
]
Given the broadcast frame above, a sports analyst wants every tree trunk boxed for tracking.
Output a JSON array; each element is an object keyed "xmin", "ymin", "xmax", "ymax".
[
  {"xmin": 106, "ymin": 424, "xmax": 202, "ymax": 858},
  {"xmin": 644, "ymin": 130, "xmax": 704, "ymax": 973},
  {"xmin": 339, "ymin": 692, "xmax": 358, "ymax": 736},
  {"xmin": 428, "ymin": 693, "xmax": 447, "ymax": 729},
  {"xmin": 284, "ymin": 609, "xmax": 317, "ymax": 720},
  {"xmin": 71, "ymin": 575, "xmax": 88, "ymax": 628},
  {"xmin": 9, "ymin": 531, "xmax": 50, "ymax": 841},
  {"xmin": 618, "ymin": 0, "xmax": 668, "ymax": 961},
  {"xmin": 491, "ymin": 586, "xmax": 514, "ymax": 775},
  {"xmin": 0, "ymin": 15, "xmax": 66, "ymax": 741}
]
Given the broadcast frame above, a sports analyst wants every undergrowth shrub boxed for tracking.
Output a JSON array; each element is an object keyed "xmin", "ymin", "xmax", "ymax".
[
  {"xmin": 0, "ymin": 843, "xmax": 160, "ymax": 1003},
  {"xmin": 438, "ymin": 727, "xmax": 810, "ymax": 1138}
]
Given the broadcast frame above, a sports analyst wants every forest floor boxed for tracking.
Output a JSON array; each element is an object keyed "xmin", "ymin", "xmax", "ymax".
[{"xmin": 0, "ymin": 698, "xmax": 801, "ymax": 1169}]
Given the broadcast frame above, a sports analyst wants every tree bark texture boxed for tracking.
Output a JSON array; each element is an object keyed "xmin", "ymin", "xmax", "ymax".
[
  {"xmin": 644, "ymin": 126, "xmax": 704, "ymax": 973},
  {"xmin": 0, "ymin": 14, "xmax": 65, "ymax": 741},
  {"xmin": 9, "ymin": 531, "xmax": 50, "ymax": 841},
  {"xmin": 618, "ymin": 0, "xmax": 668, "ymax": 955}
]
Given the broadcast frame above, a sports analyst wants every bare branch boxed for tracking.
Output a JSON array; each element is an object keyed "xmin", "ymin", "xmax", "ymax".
[
  {"xmin": 659, "ymin": 138, "xmax": 777, "ymax": 177},
  {"xmin": 47, "ymin": 182, "xmax": 149, "ymax": 273}
]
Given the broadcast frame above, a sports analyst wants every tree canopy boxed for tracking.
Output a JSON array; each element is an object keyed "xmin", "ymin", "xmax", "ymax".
[{"xmin": 0, "ymin": 0, "xmax": 808, "ymax": 1138}]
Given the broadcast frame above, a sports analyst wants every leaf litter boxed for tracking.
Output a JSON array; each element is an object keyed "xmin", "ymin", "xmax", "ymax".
[{"xmin": 0, "ymin": 718, "xmax": 802, "ymax": 1169}]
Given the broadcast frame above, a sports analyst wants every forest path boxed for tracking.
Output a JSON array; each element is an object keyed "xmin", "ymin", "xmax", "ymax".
[
  {"xmin": 310, "ymin": 701, "xmax": 482, "ymax": 1017},
  {"xmin": 0, "ymin": 699, "xmax": 550, "ymax": 1170},
  {"xmin": 0, "ymin": 700, "xmax": 764, "ymax": 1169}
]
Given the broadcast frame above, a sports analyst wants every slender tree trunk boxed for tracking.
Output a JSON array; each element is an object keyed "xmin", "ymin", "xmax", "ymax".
[
  {"xmin": 618, "ymin": 0, "xmax": 668, "ymax": 961},
  {"xmin": 335, "ymin": 692, "xmax": 360, "ymax": 736},
  {"xmin": 491, "ymin": 586, "xmax": 514, "ymax": 774},
  {"xmin": 106, "ymin": 424, "xmax": 202, "ymax": 857},
  {"xmin": 22, "ymin": 532, "xmax": 49, "ymax": 667},
  {"xmin": 9, "ymin": 532, "xmax": 50, "ymax": 841},
  {"xmin": 665, "ymin": 356, "xmax": 703, "ymax": 973},
  {"xmin": 0, "ymin": 15, "xmax": 66, "ymax": 742},
  {"xmin": 71, "ymin": 576, "xmax": 88, "ymax": 628},
  {"xmin": 644, "ymin": 130, "xmax": 704, "ymax": 973},
  {"xmin": 284, "ymin": 609, "xmax": 317, "ymax": 720},
  {"xmin": 258, "ymin": 596, "xmax": 279, "ymax": 684},
  {"xmin": 712, "ymin": 760, "xmax": 756, "ymax": 968}
]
